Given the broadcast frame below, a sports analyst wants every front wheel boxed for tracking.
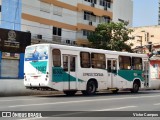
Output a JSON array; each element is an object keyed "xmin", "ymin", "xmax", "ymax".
[
  {"xmin": 131, "ymin": 82, "xmax": 139, "ymax": 93},
  {"xmin": 63, "ymin": 90, "xmax": 77, "ymax": 96},
  {"xmin": 82, "ymin": 81, "xmax": 96, "ymax": 95}
]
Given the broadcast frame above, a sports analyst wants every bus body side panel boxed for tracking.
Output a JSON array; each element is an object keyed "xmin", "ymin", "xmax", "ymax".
[
  {"xmin": 77, "ymin": 68, "xmax": 108, "ymax": 90},
  {"xmin": 51, "ymin": 49, "xmax": 79, "ymax": 91},
  {"xmin": 117, "ymin": 70, "xmax": 144, "ymax": 89}
]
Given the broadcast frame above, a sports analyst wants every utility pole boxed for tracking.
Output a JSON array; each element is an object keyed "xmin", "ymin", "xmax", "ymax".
[{"xmin": 136, "ymin": 36, "xmax": 143, "ymax": 53}]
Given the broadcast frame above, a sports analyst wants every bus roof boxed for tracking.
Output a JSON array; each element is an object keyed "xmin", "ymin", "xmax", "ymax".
[{"xmin": 26, "ymin": 43, "xmax": 148, "ymax": 58}]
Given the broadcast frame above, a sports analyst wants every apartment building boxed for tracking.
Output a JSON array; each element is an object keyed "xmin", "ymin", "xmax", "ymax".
[
  {"xmin": 21, "ymin": 0, "xmax": 113, "ymax": 46},
  {"xmin": 113, "ymin": 0, "xmax": 133, "ymax": 26},
  {"xmin": 127, "ymin": 26, "xmax": 160, "ymax": 54},
  {"xmin": 0, "ymin": 0, "xmax": 133, "ymax": 46}
]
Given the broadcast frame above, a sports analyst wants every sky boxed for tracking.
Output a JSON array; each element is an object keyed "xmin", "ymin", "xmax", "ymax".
[{"xmin": 133, "ymin": 0, "xmax": 159, "ymax": 27}]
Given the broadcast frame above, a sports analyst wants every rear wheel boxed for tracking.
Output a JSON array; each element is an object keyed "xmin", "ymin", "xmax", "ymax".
[
  {"xmin": 82, "ymin": 81, "xmax": 96, "ymax": 95},
  {"xmin": 131, "ymin": 82, "xmax": 139, "ymax": 93},
  {"xmin": 63, "ymin": 90, "xmax": 77, "ymax": 96}
]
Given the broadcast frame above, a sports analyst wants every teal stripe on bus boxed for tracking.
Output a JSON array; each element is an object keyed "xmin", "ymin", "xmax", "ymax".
[
  {"xmin": 52, "ymin": 67, "xmax": 84, "ymax": 82},
  {"xmin": 30, "ymin": 61, "xmax": 47, "ymax": 74},
  {"xmin": 118, "ymin": 70, "xmax": 144, "ymax": 81}
]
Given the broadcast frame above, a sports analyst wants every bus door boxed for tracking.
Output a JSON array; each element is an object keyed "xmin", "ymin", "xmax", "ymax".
[
  {"xmin": 107, "ymin": 59, "xmax": 117, "ymax": 88},
  {"xmin": 143, "ymin": 61, "xmax": 149, "ymax": 87},
  {"xmin": 63, "ymin": 55, "xmax": 77, "ymax": 90}
]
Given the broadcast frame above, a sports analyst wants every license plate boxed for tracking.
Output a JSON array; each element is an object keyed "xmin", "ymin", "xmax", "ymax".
[{"xmin": 33, "ymin": 76, "xmax": 38, "ymax": 79}]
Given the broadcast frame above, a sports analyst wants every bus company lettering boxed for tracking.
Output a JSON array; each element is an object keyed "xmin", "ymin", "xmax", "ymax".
[{"xmin": 83, "ymin": 73, "xmax": 104, "ymax": 76}]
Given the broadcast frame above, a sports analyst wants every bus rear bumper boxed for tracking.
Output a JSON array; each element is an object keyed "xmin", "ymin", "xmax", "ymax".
[{"xmin": 25, "ymin": 86, "xmax": 57, "ymax": 91}]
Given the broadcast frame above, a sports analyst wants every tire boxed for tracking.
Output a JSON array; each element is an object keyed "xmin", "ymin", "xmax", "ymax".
[
  {"xmin": 131, "ymin": 82, "xmax": 139, "ymax": 93},
  {"xmin": 82, "ymin": 81, "xmax": 96, "ymax": 95},
  {"xmin": 63, "ymin": 90, "xmax": 77, "ymax": 96},
  {"xmin": 111, "ymin": 89, "xmax": 119, "ymax": 94}
]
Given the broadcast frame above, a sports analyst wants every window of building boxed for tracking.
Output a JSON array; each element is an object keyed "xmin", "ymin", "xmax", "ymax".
[
  {"xmin": 52, "ymin": 49, "xmax": 61, "ymax": 67},
  {"xmin": 80, "ymin": 52, "xmax": 90, "ymax": 68},
  {"xmin": 100, "ymin": 0, "xmax": 111, "ymax": 8},
  {"xmin": 99, "ymin": 16, "xmax": 110, "ymax": 23},
  {"xmin": 84, "ymin": 0, "xmax": 97, "ymax": 4},
  {"xmin": 132, "ymin": 57, "xmax": 142, "ymax": 70},
  {"xmin": 84, "ymin": 11, "xmax": 96, "ymax": 22},
  {"xmin": 91, "ymin": 53, "xmax": 106, "ymax": 69},
  {"xmin": 0, "ymin": 52, "xmax": 20, "ymax": 78},
  {"xmin": 40, "ymin": 2, "xmax": 50, "ymax": 13},
  {"xmin": 53, "ymin": 27, "xmax": 61, "ymax": 36},
  {"xmin": 0, "ymin": 5, "xmax": 1, "ymax": 12},
  {"xmin": 53, "ymin": 5, "xmax": 62, "ymax": 16},
  {"xmin": 83, "ymin": 30, "xmax": 91, "ymax": 36},
  {"xmin": 119, "ymin": 56, "xmax": 131, "ymax": 70}
]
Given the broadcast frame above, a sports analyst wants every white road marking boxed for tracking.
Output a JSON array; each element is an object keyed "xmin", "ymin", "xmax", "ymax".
[
  {"xmin": 153, "ymin": 103, "xmax": 160, "ymax": 105},
  {"xmin": 94, "ymin": 106, "xmax": 137, "ymax": 111},
  {"xmin": 0, "ymin": 98, "xmax": 48, "ymax": 102},
  {"xmin": 8, "ymin": 95, "xmax": 160, "ymax": 108}
]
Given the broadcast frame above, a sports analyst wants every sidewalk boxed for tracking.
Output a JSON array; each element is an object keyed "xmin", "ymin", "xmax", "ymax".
[{"xmin": 0, "ymin": 79, "xmax": 59, "ymax": 96}]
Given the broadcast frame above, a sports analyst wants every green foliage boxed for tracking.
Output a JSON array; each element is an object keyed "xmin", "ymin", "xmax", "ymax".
[{"xmin": 87, "ymin": 22, "xmax": 133, "ymax": 52}]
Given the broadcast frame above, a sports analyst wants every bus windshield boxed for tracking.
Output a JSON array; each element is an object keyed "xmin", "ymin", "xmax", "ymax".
[{"xmin": 25, "ymin": 45, "xmax": 48, "ymax": 61}]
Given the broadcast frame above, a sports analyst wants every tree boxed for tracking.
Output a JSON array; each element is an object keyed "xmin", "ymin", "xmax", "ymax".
[{"xmin": 87, "ymin": 22, "xmax": 133, "ymax": 52}]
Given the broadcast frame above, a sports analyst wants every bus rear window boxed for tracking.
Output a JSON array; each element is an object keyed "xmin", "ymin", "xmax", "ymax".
[{"xmin": 25, "ymin": 46, "xmax": 48, "ymax": 61}]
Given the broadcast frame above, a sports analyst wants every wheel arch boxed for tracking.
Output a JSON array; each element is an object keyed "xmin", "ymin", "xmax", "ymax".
[
  {"xmin": 133, "ymin": 78, "xmax": 141, "ymax": 87},
  {"xmin": 87, "ymin": 78, "xmax": 98, "ymax": 89}
]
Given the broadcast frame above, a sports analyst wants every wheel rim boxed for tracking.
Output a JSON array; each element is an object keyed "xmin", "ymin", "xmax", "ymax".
[
  {"xmin": 134, "ymin": 83, "xmax": 139, "ymax": 92},
  {"xmin": 88, "ymin": 82, "xmax": 95, "ymax": 93}
]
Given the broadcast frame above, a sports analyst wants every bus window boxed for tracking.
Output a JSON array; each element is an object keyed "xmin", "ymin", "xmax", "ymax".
[
  {"xmin": 132, "ymin": 57, "xmax": 142, "ymax": 70},
  {"xmin": 52, "ymin": 49, "xmax": 61, "ymax": 67},
  {"xmin": 63, "ymin": 56, "xmax": 68, "ymax": 71},
  {"xmin": 107, "ymin": 60, "xmax": 111, "ymax": 72},
  {"xmin": 119, "ymin": 56, "xmax": 131, "ymax": 70},
  {"xmin": 70, "ymin": 56, "xmax": 75, "ymax": 72},
  {"xmin": 91, "ymin": 53, "xmax": 106, "ymax": 69},
  {"xmin": 80, "ymin": 52, "xmax": 90, "ymax": 68}
]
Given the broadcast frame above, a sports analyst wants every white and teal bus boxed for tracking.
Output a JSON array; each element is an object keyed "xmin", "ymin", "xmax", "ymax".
[{"xmin": 24, "ymin": 44, "xmax": 149, "ymax": 96}]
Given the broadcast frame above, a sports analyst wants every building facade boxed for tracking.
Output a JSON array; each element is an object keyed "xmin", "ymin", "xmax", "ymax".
[
  {"xmin": 0, "ymin": 0, "xmax": 133, "ymax": 46},
  {"xmin": 21, "ymin": 0, "xmax": 133, "ymax": 46},
  {"xmin": 0, "ymin": 0, "xmax": 30, "ymax": 79},
  {"xmin": 127, "ymin": 26, "xmax": 160, "ymax": 54},
  {"xmin": 22, "ymin": 0, "xmax": 114, "ymax": 46},
  {"xmin": 0, "ymin": 0, "xmax": 133, "ymax": 78},
  {"xmin": 112, "ymin": 0, "xmax": 133, "ymax": 26}
]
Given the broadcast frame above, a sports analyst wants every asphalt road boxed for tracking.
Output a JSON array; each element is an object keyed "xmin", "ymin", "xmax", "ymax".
[{"xmin": 0, "ymin": 90, "xmax": 160, "ymax": 120}]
